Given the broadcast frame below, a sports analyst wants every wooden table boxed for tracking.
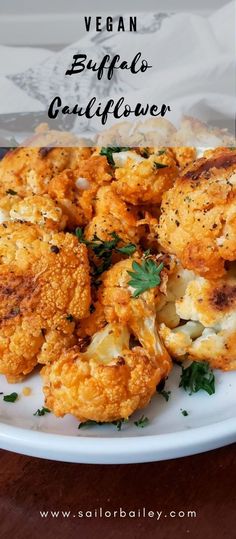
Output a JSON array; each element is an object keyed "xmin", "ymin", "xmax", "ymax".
[{"xmin": 0, "ymin": 444, "xmax": 235, "ymax": 539}]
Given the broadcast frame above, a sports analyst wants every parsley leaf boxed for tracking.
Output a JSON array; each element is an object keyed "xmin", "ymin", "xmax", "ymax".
[
  {"xmin": 134, "ymin": 415, "xmax": 149, "ymax": 428},
  {"xmin": 153, "ymin": 161, "xmax": 168, "ymax": 169},
  {"xmin": 76, "ymin": 228, "xmax": 136, "ymax": 276},
  {"xmin": 179, "ymin": 361, "xmax": 215, "ymax": 396},
  {"xmin": 159, "ymin": 390, "xmax": 171, "ymax": 402},
  {"xmin": 181, "ymin": 409, "xmax": 189, "ymax": 416},
  {"xmin": 78, "ymin": 418, "xmax": 128, "ymax": 430},
  {"xmin": 127, "ymin": 259, "xmax": 164, "ymax": 297},
  {"xmin": 6, "ymin": 189, "xmax": 17, "ymax": 196},
  {"xmin": 33, "ymin": 407, "xmax": 51, "ymax": 416},
  {"xmin": 3, "ymin": 392, "xmax": 18, "ymax": 403},
  {"xmin": 116, "ymin": 244, "xmax": 136, "ymax": 255},
  {"xmin": 100, "ymin": 146, "xmax": 130, "ymax": 166}
]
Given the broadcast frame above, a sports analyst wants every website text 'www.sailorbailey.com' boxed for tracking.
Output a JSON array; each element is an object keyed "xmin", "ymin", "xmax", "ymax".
[{"xmin": 39, "ymin": 507, "xmax": 197, "ymax": 520}]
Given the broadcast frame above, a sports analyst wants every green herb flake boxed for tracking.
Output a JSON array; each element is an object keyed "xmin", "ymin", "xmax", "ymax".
[
  {"xmin": 6, "ymin": 189, "xmax": 17, "ymax": 196},
  {"xmin": 100, "ymin": 146, "xmax": 130, "ymax": 166},
  {"xmin": 179, "ymin": 361, "xmax": 215, "ymax": 396},
  {"xmin": 153, "ymin": 162, "xmax": 168, "ymax": 170},
  {"xmin": 181, "ymin": 409, "xmax": 189, "ymax": 417},
  {"xmin": 134, "ymin": 415, "xmax": 149, "ymax": 428},
  {"xmin": 3, "ymin": 392, "xmax": 18, "ymax": 403},
  {"xmin": 76, "ymin": 228, "xmax": 136, "ymax": 276},
  {"xmin": 127, "ymin": 259, "xmax": 164, "ymax": 298},
  {"xmin": 33, "ymin": 407, "xmax": 51, "ymax": 417},
  {"xmin": 116, "ymin": 244, "xmax": 136, "ymax": 255},
  {"xmin": 159, "ymin": 389, "xmax": 171, "ymax": 402},
  {"xmin": 78, "ymin": 418, "xmax": 128, "ymax": 430}
]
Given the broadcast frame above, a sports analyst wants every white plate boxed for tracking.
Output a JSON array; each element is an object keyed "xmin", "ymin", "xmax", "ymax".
[{"xmin": 0, "ymin": 365, "xmax": 236, "ymax": 463}]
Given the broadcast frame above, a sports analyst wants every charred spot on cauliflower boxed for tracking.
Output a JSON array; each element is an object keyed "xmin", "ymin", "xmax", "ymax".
[
  {"xmin": 0, "ymin": 222, "xmax": 91, "ymax": 381},
  {"xmin": 159, "ymin": 263, "xmax": 236, "ymax": 370},
  {"xmin": 158, "ymin": 149, "xmax": 236, "ymax": 278}
]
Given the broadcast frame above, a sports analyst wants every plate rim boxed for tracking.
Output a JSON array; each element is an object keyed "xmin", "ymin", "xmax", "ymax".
[{"xmin": 1, "ymin": 415, "xmax": 236, "ymax": 463}]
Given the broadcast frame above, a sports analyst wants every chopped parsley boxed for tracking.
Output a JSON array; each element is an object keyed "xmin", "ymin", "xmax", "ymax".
[
  {"xmin": 127, "ymin": 259, "xmax": 164, "ymax": 297},
  {"xmin": 78, "ymin": 418, "xmax": 128, "ymax": 430},
  {"xmin": 159, "ymin": 389, "xmax": 171, "ymax": 402},
  {"xmin": 3, "ymin": 392, "xmax": 18, "ymax": 403},
  {"xmin": 134, "ymin": 415, "xmax": 149, "ymax": 428},
  {"xmin": 6, "ymin": 189, "xmax": 17, "ymax": 195},
  {"xmin": 179, "ymin": 361, "xmax": 215, "ymax": 396},
  {"xmin": 181, "ymin": 409, "xmax": 189, "ymax": 416},
  {"xmin": 33, "ymin": 407, "xmax": 51, "ymax": 416},
  {"xmin": 76, "ymin": 228, "xmax": 136, "ymax": 276},
  {"xmin": 100, "ymin": 146, "xmax": 130, "ymax": 166},
  {"xmin": 153, "ymin": 161, "xmax": 168, "ymax": 170}
]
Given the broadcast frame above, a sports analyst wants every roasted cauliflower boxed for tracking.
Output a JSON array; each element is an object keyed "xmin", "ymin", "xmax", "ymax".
[
  {"xmin": 0, "ymin": 222, "xmax": 91, "ymax": 382},
  {"xmin": 84, "ymin": 185, "xmax": 141, "ymax": 246},
  {"xmin": 114, "ymin": 149, "xmax": 178, "ymax": 205},
  {"xmin": 0, "ymin": 193, "xmax": 67, "ymax": 230},
  {"xmin": 98, "ymin": 257, "xmax": 171, "ymax": 372},
  {"xmin": 159, "ymin": 263, "xmax": 236, "ymax": 371},
  {"xmin": 158, "ymin": 149, "xmax": 236, "ymax": 278},
  {"xmin": 42, "ymin": 322, "xmax": 169, "ymax": 422}
]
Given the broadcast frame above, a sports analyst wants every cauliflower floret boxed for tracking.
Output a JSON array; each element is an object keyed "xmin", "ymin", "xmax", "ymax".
[
  {"xmin": 8, "ymin": 194, "xmax": 67, "ymax": 230},
  {"xmin": 159, "ymin": 265, "xmax": 236, "ymax": 370},
  {"xmin": 172, "ymin": 116, "xmax": 235, "ymax": 148},
  {"xmin": 0, "ymin": 142, "xmax": 93, "ymax": 228},
  {"xmin": 0, "ymin": 222, "xmax": 91, "ymax": 382},
  {"xmin": 75, "ymin": 154, "xmax": 113, "ymax": 186},
  {"xmin": 98, "ymin": 258, "xmax": 171, "ymax": 374},
  {"xmin": 42, "ymin": 323, "xmax": 168, "ymax": 422},
  {"xmin": 114, "ymin": 150, "xmax": 178, "ymax": 205},
  {"xmin": 84, "ymin": 185, "xmax": 142, "ymax": 246},
  {"xmin": 158, "ymin": 149, "xmax": 236, "ymax": 278},
  {"xmin": 0, "ymin": 146, "xmax": 90, "ymax": 198},
  {"xmin": 170, "ymin": 147, "xmax": 197, "ymax": 169},
  {"xmin": 0, "ymin": 193, "xmax": 67, "ymax": 230}
]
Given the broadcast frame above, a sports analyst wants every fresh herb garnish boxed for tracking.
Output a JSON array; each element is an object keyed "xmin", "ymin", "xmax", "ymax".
[
  {"xmin": 76, "ymin": 228, "xmax": 136, "ymax": 276},
  {"xmin": 78, "ymin": 418, "xmax": 128, "ymax": 430},
  {"xmin": 116, "ymin": 244, "xmax": 136, "ymax": 255},
  {"xmin": 159, "ymin": 390, "xmax": 171, "ymax": 402},
  {"xmin": 6, "ymin": 189, "xmax": 17, "ymax": 195},
  {"xmin": 134, "ymin": 415, "xmax": 149, "ymax": 428},
  {"xmin": 181, "ymin": 409, "xmax": 189, "ymax": 416},
  {"xmin": 33, "ymin": 407, "xmax": 51, "ymax": 416},
  {"xmin": 157, "ymin": 150, "xmax": 166, "ymax": 156},
  {"xmin": 100, "ymin": 146, "xmax": 130, "ymax": 166},
  {"xmin": 153, "ymin": 161, "xmax": 168, "ymax": 169},
  {"xmin": 127, "ymin": 259, "xmax": 164, "ymax": 298},
  {"xmin": 78, "ymin": 420, "xmax": 100, "ymax": 428},
  {"xmin": 3, "ymin": 392, "xmax": 18, "ymax": 403},
  {"xmin": 179, "ymin": 361, "xmax": 215, "ymax": 396}
]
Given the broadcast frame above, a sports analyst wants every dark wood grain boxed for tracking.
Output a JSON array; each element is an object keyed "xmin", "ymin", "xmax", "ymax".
[{"xmin": 0, "ymin": 445, "xmax": 236, "ymax": 539}]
